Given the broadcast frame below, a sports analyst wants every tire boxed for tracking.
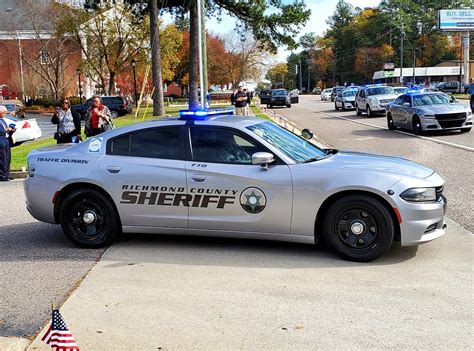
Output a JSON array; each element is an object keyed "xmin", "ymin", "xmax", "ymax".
[
  {"xmin": 387, "ymin": 113, "xmax": 396, "ymax": 130},
  {"xmin": 367, "ymin": 105, "xmax": 373, "ymax": 117},
  {"xmin": 460, "ymin": 127, "xmax": 471, "ymax": 133},
  {"xmin": 334, "ymin": 103, "xmax": 339, "ymax": 111},
  {"xmin": 111, "ymin": 110, "xmax": 119, "ymax": 119},
  {"xmin": 356, "ymin": 104, "xmax": 362, "ymax": 116},
  {"xmin": 322, "ymin": 195, "xmax": 395, "ymax": 262},
  {"xmin": 341, "ymin": 104, "xmax": 346, "ymax": 111},
  {"xmin": 286, "ymin": 104, "xmax": 291, "ymax": 108},
  {"xmin": 269, "ymin": 104, "xmax": 273, "ymax": 108},
  {"xmin": 59, "ymin": 189, "xmax": 119, "ymax": 248},
  {"xmin": 413, "ymin": 116, "xmax": 423, "ymax": 135}
]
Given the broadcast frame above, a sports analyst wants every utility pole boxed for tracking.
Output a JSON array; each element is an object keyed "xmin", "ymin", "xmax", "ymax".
[
  {"xmin": 299, "ymin": 58, "xmax": 303, "ymax": 91},
  {"xmin": 459, "ymin": 33, "xmax": 463, "ymax": 92},
  {"xmin": 462, "ymin": 31, "xmax": 470, "ymax": 85},
  {"xmin": 16, "ymin": 31, "xmax": 25, "ymax": 101},
  {"xmin": 400, "ymin": 22, "xmax": 404, "ymax": 85},
  {"xmin": 196, "ymin": 0, "xmax": 205, "ymax": 108},
  {"xmin": 200, "ymin": 0, "xmax": 208, "ymax": 107}
]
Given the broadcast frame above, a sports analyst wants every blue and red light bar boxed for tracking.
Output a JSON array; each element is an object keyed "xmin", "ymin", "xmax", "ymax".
[{"xmin": 179, "ymin": 107, "xmax": 235, "ymax": 120}]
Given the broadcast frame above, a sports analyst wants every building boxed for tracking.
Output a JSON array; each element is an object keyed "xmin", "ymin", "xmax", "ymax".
[
  {"xmin": 372, "ymin": 61, "xmax": 474, "ymax": 85},
  {"xmin": 0, "ymin": 0, "xmax": 82, "ymax": 100}
]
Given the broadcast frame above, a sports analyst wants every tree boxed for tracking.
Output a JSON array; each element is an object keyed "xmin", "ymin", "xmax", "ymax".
[
  {"xmin": 6, "ymin": 1, "xmax": 79, "ymax": 100},
  {"xmin": 66, "ymin": 4, "xmax": 149, "ymax": 96},
  {"xmin": 266, "ymin": 63, "xmax": 289, "ymax": 89}
]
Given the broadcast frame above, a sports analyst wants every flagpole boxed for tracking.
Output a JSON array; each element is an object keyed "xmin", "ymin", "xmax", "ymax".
[{"xmin": 197, "ymin": 0, "xmax": 205, "ymax": 108}]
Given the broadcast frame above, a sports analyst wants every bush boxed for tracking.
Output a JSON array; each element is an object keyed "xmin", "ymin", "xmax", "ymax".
[
  {"xmin": 33, "ymin": 97, "xmax": 58, "ymax": 108},
  {"xmin": 69, "ymin": 97, "xmax": 83, "ymax": 105}
]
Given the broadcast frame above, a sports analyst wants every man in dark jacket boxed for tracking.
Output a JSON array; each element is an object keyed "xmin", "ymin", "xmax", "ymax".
[
  {"xmin": 0, "ymin": 105, "xmax": 15, "ymax": 181},
  {"xmin": 51, "ymin": 98, "xmax": 81, "ymax": 144},
  {"xmin": 234, "ymin": 87, "xmax": 248, "ymax": 116}
]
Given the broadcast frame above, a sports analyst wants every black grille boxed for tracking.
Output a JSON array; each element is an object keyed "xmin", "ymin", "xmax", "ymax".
[{"xmin": 435, "ymin": 113, "xmax": 466, "ymax": 128}]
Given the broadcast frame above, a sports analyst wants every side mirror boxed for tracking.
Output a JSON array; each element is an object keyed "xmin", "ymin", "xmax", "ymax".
[
  {"xmin": 252, "ymin": 152, "xmax": 274, "ymax": 170},
  {"xmin": 450, "ymin": 97, "xmax": 456, "ymax": 103},
  {"xmin": 403, "ymin": 102, "xmax": 411, "ymax": 107},
  {"xmin": 301, "ymin": 128, "xmax": 314, "ymax": 140}
]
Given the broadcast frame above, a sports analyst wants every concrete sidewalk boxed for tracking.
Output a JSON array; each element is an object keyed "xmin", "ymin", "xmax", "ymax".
[{"xmin": 27, "ymin": 217, "xmax": 472, "ymax": 350}]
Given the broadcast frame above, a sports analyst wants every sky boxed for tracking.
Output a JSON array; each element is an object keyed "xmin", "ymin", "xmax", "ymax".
[{"xmin": 163, "ymin": 0, "xmax": 382, "ymax": 62}]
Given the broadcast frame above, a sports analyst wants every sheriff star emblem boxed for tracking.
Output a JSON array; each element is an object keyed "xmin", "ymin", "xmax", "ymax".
[{"xmin": 240, "ymin": 187, "xmax": 266, "ymax": 214}]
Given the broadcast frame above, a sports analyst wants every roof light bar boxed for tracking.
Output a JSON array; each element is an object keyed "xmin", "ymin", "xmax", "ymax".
[{"xmin": 179, "ymin": 107, "xmax": 234, "ymax": 120}]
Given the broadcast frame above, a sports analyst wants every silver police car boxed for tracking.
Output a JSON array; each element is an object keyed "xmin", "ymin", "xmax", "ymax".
[
  {"xmin": 387, "ymin": 91, "xmax": 472, "ymax": 134},
  {"xmin": 24, "ymin": 109, "xmax": 447, "ymax": 262}
]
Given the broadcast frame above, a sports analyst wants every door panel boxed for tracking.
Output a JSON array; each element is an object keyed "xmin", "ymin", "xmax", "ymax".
[{"xmin": 186, "ymin": 162, "xmax": 292, "ymax": 233}]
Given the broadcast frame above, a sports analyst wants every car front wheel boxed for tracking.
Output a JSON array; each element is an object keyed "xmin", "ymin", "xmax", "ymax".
[
  {"xmin": 322, "ymin": 195, "xmax": 395, "ymax": 262},
  {"xmin": 356, "ymin": 105, "xmax": 362, "ymax": 116},
  {"xmin": 387, "ymin": 113, "xmax": 396, "ymax": 130},
  {"xmin": 59, "ymin": 189, "xmax": 119, "ymax": 248},
  {"xmin": 413, "ymin": 116, "xmax": 423, "ymax": 135},
  {"xmin": 367, "ymin": 105, "xmax": 373, "ymax": 117}
]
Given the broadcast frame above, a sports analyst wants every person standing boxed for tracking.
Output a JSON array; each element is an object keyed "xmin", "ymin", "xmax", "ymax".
[
  {"xmin": 51, "ymin": 98, "xmax": 81, "ymax": 144},
  {"xmin": 469, "ymin": 78, "xmax": 474, "ymax": 112},
  {"xmin": 0, "ymin": 105, "xmax": 15, "ymax": 181},
  {"xmin": 84, "ymin": 96, "xmax": 113, "ymax": 137},
  {"xmin": 234, "ymin": 87, "xmax": 248, "ymax": 116},
  {"xmin": 230, "ymin": 89, "xmax": 237, "ymax": 106}
]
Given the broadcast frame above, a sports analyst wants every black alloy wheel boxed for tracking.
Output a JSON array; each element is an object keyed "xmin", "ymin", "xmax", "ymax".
[
  {"xmin": 412, "ymin": 116, "xmax": 423, "ymax": 135},
  {"xmin": 59, "ymin": 189, "xmax": 119, "ymax": 248},
  {"xmin": 387, "ymin": 113, "xmax": 396, "ymax": 130},
  {"xmin": 323, "ymin": 195, "xmax": 395, "ymax": 262}
]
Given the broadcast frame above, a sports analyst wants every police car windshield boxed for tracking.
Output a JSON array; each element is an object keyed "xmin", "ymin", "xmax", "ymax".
[
  {"xmin": 247, "ymin": 122, "xmax": 327, "ymax": 163},
  {"xmin": 413, "ymin": 94, "xmax": 450, "ymax": 106},
  {"xmin": 272, "ymin": 90, "xmax": 288, "ymax": 96},
  {"xmin": 367, "ymin": 87, "xmax": 394, "ymax": 95}
]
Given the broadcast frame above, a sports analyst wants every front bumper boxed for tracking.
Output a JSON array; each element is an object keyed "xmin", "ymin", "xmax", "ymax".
[{"xmin": 420, "ymin": 116, "xmax": 472, "ymax": 131}]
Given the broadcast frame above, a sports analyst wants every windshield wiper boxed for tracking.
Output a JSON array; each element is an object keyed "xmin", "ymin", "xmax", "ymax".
[
  {"xmin": 303, "ymin": 157, "xmax": 321, "ymax": 163},
  {"xmin": 325, "ymin": 148, "xmax": 338, "ymax": 155}
]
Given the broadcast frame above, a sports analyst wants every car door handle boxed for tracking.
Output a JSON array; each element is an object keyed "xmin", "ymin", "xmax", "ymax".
[
  {"xmin": 106, "ymin": 167, "xmax": 121, "ymax": 174},
  {"xmin": 191, "ymin": 176, "xmax": 206, "ymax": 183}
]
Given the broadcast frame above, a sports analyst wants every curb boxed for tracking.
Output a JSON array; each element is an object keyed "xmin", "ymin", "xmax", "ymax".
[{"xmin": 10, "ymin": 171, "xmax": 28, "ymax": 179}]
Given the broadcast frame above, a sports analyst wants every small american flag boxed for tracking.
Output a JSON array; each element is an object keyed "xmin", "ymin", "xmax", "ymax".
[{"xmin": 41, "ymin": 309, "xmax": 80, "ymax": 350}]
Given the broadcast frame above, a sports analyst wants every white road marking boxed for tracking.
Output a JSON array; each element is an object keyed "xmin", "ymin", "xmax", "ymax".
[{"xmin": 296, "ymin": 105, "xmax": 474, "ymax": 153}]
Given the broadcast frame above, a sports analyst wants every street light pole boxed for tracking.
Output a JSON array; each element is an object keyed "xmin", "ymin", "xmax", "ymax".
[
  {"xmin": 196, "ymin": 0, "xmax": 206, "ymax": 108},
  {"xmin": 76, "ymin": 68, "xmax": 82, "ymax": 104},
  {"xmin": 131, "ymin": 58, "xmax": 138, "ymax": 108}
]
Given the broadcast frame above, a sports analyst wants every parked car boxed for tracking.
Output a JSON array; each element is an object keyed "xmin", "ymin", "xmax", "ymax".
[
  {"xmin": 0, "ymin": 100, "xmax": 26, "ymax": 119},
  {"xmin": 312, "ymin": 87, "xmax": 322, "ymax": 95},
  {"xmin": 334, "ymin": 88, "xmax": 358, "ymax": 110},
  {"xmin": 259, "ymin": 90, "xmax": 271, "ymax": 106},
  {"xmin": 289, "ymin": 89, "xmax": 299, "ymax": 104},
  {"xmin": 393, "ymin": 87, "xmax": 409, "ymax": 95},
  {"xmin": 355, "ymin": 85, "xmax": 398, "ymax": 117},
  {"xmin": 266, "ymin": 89, "xmax": 292, "ymax": 108},
  {"xmin": 435, "ymin": 81, "xmax": 464, "ymax": 94},
  {"xmin": 24, "ymin": 108, "xmax": 447, "ymax": 262},
  {"xmin": 321, "ymin": 88, "xmax": 332, "ymax": 101},
  {"xmin": 3, "ymin": 115, "xmax": 41, "ymax": 146},
  {"xmin": 72, "ymin": 96, "xmax": 130, "ymax": 119},
  {"xmin": 386, "ymin": 91, "xmax": 472, "ymax": 134},
  {"xmin": 330, "ymin": 86, "xmax": 346, "ymax": 102}
]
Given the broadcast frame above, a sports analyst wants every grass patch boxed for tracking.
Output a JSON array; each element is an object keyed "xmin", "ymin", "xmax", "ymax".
[
  {"xmin": 452, "ymin": 94, "xmax": 469, "ymax": 100},
  {"xmin": 11, "ymin": 103, "xmax": 269, "ymax": 171}
]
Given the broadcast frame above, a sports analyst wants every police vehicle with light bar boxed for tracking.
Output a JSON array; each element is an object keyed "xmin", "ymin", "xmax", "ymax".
[
  {"xmin": 355, "ymin": 84, "xmax": 399, "ymax": 117},
  {"xmin": 386, "ymin": 90, "xmax": 472, "ymax": 134},
  {"xmin": 24, "ymin": 108, "xmax": 447, "ymax": 262}
]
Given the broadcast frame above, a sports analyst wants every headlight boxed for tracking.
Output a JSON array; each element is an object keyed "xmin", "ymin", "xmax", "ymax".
[
  {"xmin": 467, "ymin": 111, "xmax": 472, "ymax": 117},
  {"xmin": 421, "ymin": 113, "xmax": 435, "ymax": 119},
  {"xmin": 400, "ymin": 188, "xmax": 436, "ymax": 202}
]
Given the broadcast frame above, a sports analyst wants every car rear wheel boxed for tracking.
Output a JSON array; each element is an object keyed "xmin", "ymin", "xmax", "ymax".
[
  {"xmin": 110, "ymin": 111, "xmax": 119, "ymax": 119},
  {"xmin": 322, "ymin": 195, "xmax": 395, "ymax": 262},
  {"xmin": 460, "ymin": 127, "xmax": 471, "ymax": 133},
  {"xmin": 356, "ymin": 105, "xmax": 362, "ymax": 116},
  {"xmin": 413, "ymin": 116, "xmax": 423, "ymax": 135},
  {"xmin": 59, "ymin": 189, "xmax": 119, "ymax": 248},
  {"xmin": 387, "ymin": 113, "xmax": 396, "ymax": 130}
]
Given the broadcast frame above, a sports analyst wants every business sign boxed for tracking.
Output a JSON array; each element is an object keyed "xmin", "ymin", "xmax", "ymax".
[
  {"xmin": 383, "ymin": 63, "xmax": 395, "ymax": 71},
  {"xmin": 439, "ymin": 9, "xmax": 474, "ymax": 31}
]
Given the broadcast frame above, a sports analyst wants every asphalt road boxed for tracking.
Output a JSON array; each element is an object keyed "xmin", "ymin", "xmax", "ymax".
[
  {"xmin": 269, "ymin": 95, "xmax": 474, "ymax": 233},
  {"xmin": 0, "ymin": 180, "xmax": 104, "ymax": 337}
]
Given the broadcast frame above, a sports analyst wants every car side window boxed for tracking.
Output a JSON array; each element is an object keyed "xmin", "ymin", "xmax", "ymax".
[
  {"xmin": 108, "ymin": 127, "xmax": 182, "ymax": 160},
  {"xmin": 401, "ymin": 96, "xmax": 411, "ymax": 106},
  {"xmin": 190, "ymin": 127, "xmax": 263, "ymax": 164},
  {"xmin": 394, "ymin": 96, "xmax": 404, "ymax": 105},
  {"xmin": 360, "ymin": 90, "xmax": 366, "ymax": 98}
]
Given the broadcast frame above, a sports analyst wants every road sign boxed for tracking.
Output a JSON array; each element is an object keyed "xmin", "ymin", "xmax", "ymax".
[{"xmin": 439, "ymin": 9, "xmax": 474, "ymax": 31}]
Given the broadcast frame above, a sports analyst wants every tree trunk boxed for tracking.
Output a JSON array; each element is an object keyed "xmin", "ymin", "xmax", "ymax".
[
  {"xmin": 108, "ymin": 71, "xmax": 115, "ymax": 95},
  {"xmin": 149, "ymin": 0, "xmax": 165, "ymax": 116},
  {"xmin": 188, "ymin": 2, "xmax": 200, "ymax": 110}
]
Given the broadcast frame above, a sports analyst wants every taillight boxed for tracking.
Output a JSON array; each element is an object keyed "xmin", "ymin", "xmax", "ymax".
[{"xmin": 22, "ymin": 121, "xmax": 31, "ymax": 129}]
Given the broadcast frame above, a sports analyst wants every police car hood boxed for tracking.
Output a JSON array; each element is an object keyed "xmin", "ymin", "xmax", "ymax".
[
  {"xmin": 417, "ymin": 103, "xmax": 469, "ymax": 114},
  {"xmin": 372, "ymin": 93, "xmax": 398, "ymax": 101},
  {"xmin": 316, "ymin": 151, "xmax": 434, "ymax": 179},
  {"xmin": 343, "ymin": 96, "xmax": 356, "ymax": 101}
]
